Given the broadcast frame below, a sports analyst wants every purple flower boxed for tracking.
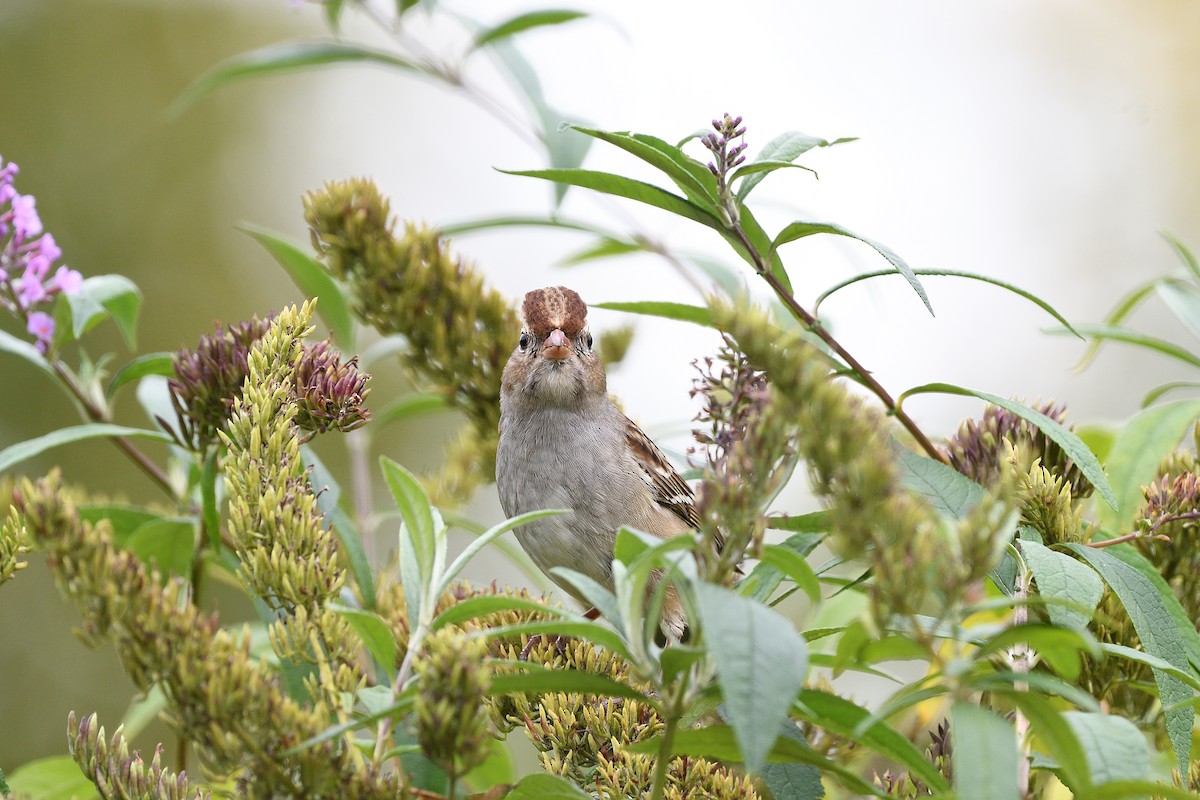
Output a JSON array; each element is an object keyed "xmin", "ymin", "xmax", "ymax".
[
  {"xmin": 25, "ymin": 253, "xmax": 51, "ymax": 280},
  {"xmin": 17, "ymin": 273, "xmax": 46, "ymax": 307},
  {"xmin": 52, "ymin": 266, "xmax": 83, "ymax": 296},
  {"xmin": 11, "ymin": 194, "xmax": 42, "ymax": 238},
  {"xmin": 26, "ymin": 310, "xmax": 54, "ymax": 352},
  {"xmin": 33, "ymin": 233, "xmax": 61, "ymax": 263}
]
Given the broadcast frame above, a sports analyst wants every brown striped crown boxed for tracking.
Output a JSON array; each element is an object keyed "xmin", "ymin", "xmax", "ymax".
[{"xmin": 521, "ymin": 286, "xmax": 588, "ymax": 339}]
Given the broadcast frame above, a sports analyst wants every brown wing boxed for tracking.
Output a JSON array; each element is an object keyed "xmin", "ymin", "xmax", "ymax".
[{"xmin": 623, "ymin": 414, "xmax": 700, "ymax": 529}]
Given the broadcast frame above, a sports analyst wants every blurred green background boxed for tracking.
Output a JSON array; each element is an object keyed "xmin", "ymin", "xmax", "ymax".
[{"xmin": 5, "ymin": 0, "xmax": 1200, "ymax": 778}]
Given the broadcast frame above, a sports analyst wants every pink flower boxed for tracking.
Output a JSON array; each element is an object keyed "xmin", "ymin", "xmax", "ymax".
[
  {"xmin": 17, "ymin": 273, "xmax": 46, "ymax": 307},
  {"xmin": 26, "ymin": 310, "xmax": 54, "ymax": 352},
  {"xmin": 34, "ymin": 233, "xmax": 61, "ymax": 263},
  {"xmin": 25, "ymin": 253, "xmax": 51, "ymax": 280},
  {"xmin": 52, "ymin": 266, "xmax": 83, "ymax": 296},
  {"xmin": 11, "ymin": 194, "xmax": 42, "ymax": 238}
]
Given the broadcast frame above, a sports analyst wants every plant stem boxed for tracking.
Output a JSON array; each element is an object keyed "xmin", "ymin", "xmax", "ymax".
[{"xmin": 649, "ymin": 673, "xmax": 690, "ymax": 800}]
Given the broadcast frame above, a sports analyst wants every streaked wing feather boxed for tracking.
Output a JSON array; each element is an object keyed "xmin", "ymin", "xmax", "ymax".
[{"xmin": 622, "ymin": 414, "xmax": 700, "ymax": 529}]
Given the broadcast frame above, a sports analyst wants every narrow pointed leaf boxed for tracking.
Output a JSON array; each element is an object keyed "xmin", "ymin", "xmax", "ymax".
[
  {"xmin": 772, "ymin": 222, "xmax": 931, "ymax": 314},
  {"xmin": 487, "ymin": 666, "xmax": 648, "ymax": 703},
  {"xmin": 331, "ymin": 604, "xmax": 397, "ymax": 677},
  {"xmin": 65, "ymin": 275, "xmax": 142, "ymax": 347},
  {"xmin": 1062, "ymin": 712, "xmax": 1150, "ymax": 784},
  {"xmin": 593, "ymin": 300, "xmax": 713, "ymax": 328},
  {"xmin": 439, "ymin": 508, "xmax": 569, "ymax": 594},
  {"xmin": 432, "ymin": 593, "xmax": 579, "ymax": 629},
  {"xmin": 1156, "ymin": 279, "xmax": 1200, "ymax": 343},
  {"xmin": 0, "ymin": 329, "xmax": 54, "ymax": 379},
  {"xmin": 471, "ymin": 10, "xmax": 587, "ymax": 50},
  {"xmin": 380, "ymin": 456, "xmax": 437, "ymax": 590},
  {"xmin": 1070, "ymin": 280, "xmax": 1160, "ymax": 370},
  {"xmin": 568, "ymin": 126, "xmax": 720, "ymax": 210},
  {"xmin": 171, "ymin": 41, "xmax": 424, "ymax": 115},
  {"xmin": 736, "ymin": 130, "xmax": 856, "ymax": 201},
  {"xmin": 899, "ymin": 385, "xmax": 1115, "ymax": 510},
  {"xmin": 240, "ymin": 224, "xmax": 354, "ymax": 349},
  {"xmin": 376, "ymin": 392, "xmax": 450, "ymax": 428},
  {"xmin": 0, "ymin": 424, "xmax": 171, "ymax": 474},
  {"xmin": 107, "ymin": 352, "xmax": 174, "ymax": 399},
  {"xmin": 504, "ymin": 773, "xmax": 591, "ymax": 800},
  {"xmin": 1163, "ymin": 230, "xmax": 1200, "ymax": 281},
  {"xmin": 501, "ymin": 168, "xmax": 724, "ymax": 231},
  {"xmin": 814, "ymin": 268, "xmax": 1078, "ymax": 335},
  {"xmin": 1049, "ymin": 323, "xmax": 1200, "ymax": 369}
]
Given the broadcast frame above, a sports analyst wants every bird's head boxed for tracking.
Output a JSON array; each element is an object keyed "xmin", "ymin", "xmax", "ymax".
[{"xmin": 501, "ymin": 286, "xmax": 606, "ymax": 408}]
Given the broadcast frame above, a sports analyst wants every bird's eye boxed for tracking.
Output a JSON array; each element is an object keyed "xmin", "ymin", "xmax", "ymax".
[
  {"xmin": 585, "ymin": 332, "xmax": 594, "ymax": 349},
  {"xmin": 518, "ymin": 332, "xmax": 530, "ymax": 351}
]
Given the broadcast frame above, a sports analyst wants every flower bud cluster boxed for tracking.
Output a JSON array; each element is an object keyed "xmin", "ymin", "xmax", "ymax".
[
  {"xmin": 69, "ymin": 712, "xmax": 209, "ymax": 800},
  {"xmin": 0, "ymin": 504, "xmax": 30, "ymax": 588},
  {"xmin": 303, "ymin": 178, "xmax": 520, "ymax": 502},
  {"xmin": 0, "ymin": 155, "xmax": 83, "ymax": 353},
  {"xmin": 414, "ymin": 627, "xmax": 493, "ymax": 780}
]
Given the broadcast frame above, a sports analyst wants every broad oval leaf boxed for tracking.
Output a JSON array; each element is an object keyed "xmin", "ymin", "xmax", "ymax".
[
  {"xmin": 125, "ymin": 517, "xmax": 197, "ymax": 579},
  {"xmin": 951, "ymin": 703, "xmax": 1019, "ymax": 800},
  {"xmin": 1066, "ymin": 544, "xmax": 1196, "ymax": 778},
  {"xmin": 1062, "ymin": 711, "xmax": 1150, "ymax": 785},
  {"xmin": 171, "ymin": 41, "xmax": 424, "ymax": 115},
  {"xmin": 503, "ymin": 773, "xmax": 591, "ymax": 800},
  {"xmin": 0, "ymin": 424, "xmax": 171, "ymax": 474},
  {"xmin": 65, "ymin": 274, "xmax": 142, "ymax": 347},
  {"xmin": 240, "ymin": 224, "xmax": 355, "ymax": 350},
  {"xmin": 893, "ymin": 447, "xmax": 984, "ymax": 518},
  {"xmin": 771, "ymin": 221, "xmax": 931, "ymax": 314},
  {"xmin": 0, "ymin": 329, "xmax": 55, "ymax": 379},
  {"xmin": 1021, "ymin": 540, "xmax": 1103, "ymax": 630},
  {"xmin": 7, "ymin": 755, "xmax": 100, "ymax": 800},
  {"xmin": 1095, "ymin": 399, "xmax": 1200, "ymax": 532},
  {"xmin": 899, "ymin": 385, "xmax": 1116, "ymax": 511},
  {"xmin": 331, "ymin": 604, "xmax": 398, "ymax": 677},
  {"xmin": 695, "ymin": 582, "xmax": 808, "ymax": 774}
]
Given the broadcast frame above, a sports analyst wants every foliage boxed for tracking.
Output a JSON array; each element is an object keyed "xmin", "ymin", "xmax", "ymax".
[{"xmin": 2, "ymin": 2, "xmax": 1200, "ymax": 800}]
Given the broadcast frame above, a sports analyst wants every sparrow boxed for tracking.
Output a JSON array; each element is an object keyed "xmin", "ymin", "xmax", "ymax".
[{"xmin": 496, "ymin": 286, "xmax": 698, "ymax": 639}]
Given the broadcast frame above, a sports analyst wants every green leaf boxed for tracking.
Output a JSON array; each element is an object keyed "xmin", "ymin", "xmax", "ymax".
[
  {"xmin": 438, "ymin": 508, "xmax": 570, "ymax": 595},
  {"xmin": 569, "ymin": 126, "xmax": 720, "ymax": 211},
  {"xmin": 501, "ymin": 168, "xmax": 724, "ymax": 232},
  {"xmin": 972, "ymin": 668, "xmax": 1103, "ymax": 713},
  {"xmin": 375, "ymin": 393, "xmax": 449, "ymax": 429},
  {"xmin": 471, "ymin": 10, "xmax": 588, "ymax": 49},
  {"xmin": 0, "ymin": 328, "xmax": 55, "ymax": 379},
  {"xmin": 1142, "ymin": 380, "xmax": 1200, "ymax": 407},
  {"xmin": 331, "ymin": 605, "xmax": 397, "ymax": 676},
  {"xmin": 1085, "ymin": 782, "xmax": 1200, "ymax": 800},
  {"xmin": 432, "ymin": 593, "xmax": 578, "ymax": 629},
  {"xmin": 771, "ymin": 221, "xmax": 932, "ymax": 315},
  {"xmin": 7, "ymin": 755, "xmax": 99, "ymax": 800},
  {"xmin": 814, "ymin": 268, "xmax": 1079, "ymax": 336},
  {"xmin": 171, "ymin": 41, "xmax": 424, "ymax": 116},
  {"xmin": 125, "ymin": 517, "xmax": 196, "ymax": 578},
  {"xmin": 974, "ymin": 623, "xmax": 1098, "ymax": 681},
  {"xmin": 1156, "ymin": 278, "xmax": 1200, "ymax": 343},
  {"xmin": 899, "ymin": 386, "xmax": 1116, "ymax": 510},
  {"xmin": 757, "ymin": 724, "xmax": 826, "ymax": 800},
  {"xmin": 480, "ymin": 620, "xmax": 632, "ymax": 661},
  {"xmin": 0, "ymin": 423, "xmax": 171, "ymax": 474},
  {"xmin": 464, "ymin": 736, "xmax": 515, "ymax": 793},
  {"xmin": 730, "ymin": 159, "xmax": 817, "ymax": 184},
  {"xmin": 1069, "ymin": 280, "xmax": 1159, "ymax": 371},
  {"xmin": 558, "ymin": 236, "xmax": 643, "ymax": 267},
  {"xmin": 1163, "ymin": 230, "xmax": 1200, "ymax": 282},
  {"xmin": 380, "ymin": 456, "xmax": 437, "ymax": 622},
  {"xmin": 592, "ymin": 300, "xmax": 713, "ymax": 328},
  {"xmin": 736, "ymin": 130, "xmax": 855, "ymax": 201},
  {"xmin": 1095, "ymin": 399, "xmax": 1200, "ymax": 532},
  {"xmin": 1006, "ymin": 693, "xmax": 1090, "ymax": 791},
  {"xmin": 438, "ymin": 215, "xmax": 616, "ymax": 238},
  {"xmin": 951, "ymin": 703, "xmax": 1018, "ymax": 800},
  {"xmin": 549, "ymin": 566, "xmax": 622, "ymax": 628},
  {"xmin": 1099, "ymin": 643, "xmax": 1200, "ymax": 693},
  {"xmin": 694, "ymin": 582, "xmax": 808, "ymax": 774},
  {"xmin": 63, "ymin": 274, "xmax": 141, "ymax": 347},
  {"xmin": 503, "ymin": 773, "xmax": 591, "ymax": 800},
  {"xmin": 1049, "ymin": 323, "xmax": 1200, "ymax": 369},
  {"xmin": 893, "ymin": 447, "xmax": 984, "ymax": 518},
  {"xmin": 766, "ymin": 513, "xmax": 829, "ymax": 534},
  {"xmin": 79, "ymin": 504, "xmax": 162, "ymax": 547},
  {"xmin": 794, "ymin": 689, "xmax": 949, "ymax": 791},
  {"xmin": 240, "ymin": 224, "xmax": 355, "ymax": 350},
  {"xmin": 757, "ymin": 545, "xmax": 821, "ymax": 603},
  {"xmin": 1063, "ymin": 711, "xmax": 1150, "ymax": 784},
  {"xmin": 1021, "ymin": 540, "xmax": 1103, "ymax": 630},
  {"xmin": 107, "ymin": 352, "xmax": 174, "ymax": 399},
  {"xmin": 488, "ymin": 665, "xmax": 649, "ymax": 703},
  {"xmin": 628, "ymin": 725, "xmax": 886, "ymax": 797},
  {"xmin": 1066, "ymin": 544, "xmax": 1195, "ymax": 777}
]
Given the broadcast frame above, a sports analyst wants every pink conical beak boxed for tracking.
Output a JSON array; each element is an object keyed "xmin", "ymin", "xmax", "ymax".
[{"xmin": 542, "ymin": 328, "xmax": 571, "ymax": 360}]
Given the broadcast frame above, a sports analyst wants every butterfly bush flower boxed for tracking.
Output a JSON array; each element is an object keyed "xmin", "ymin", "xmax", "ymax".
[{"xmin": 0, "ymin": 155, "xmax": 83, "ymax": 354}]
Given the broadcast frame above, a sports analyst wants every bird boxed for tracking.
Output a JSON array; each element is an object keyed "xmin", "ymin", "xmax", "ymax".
[{"xmin": 495, "ymin": 286, "xmax": 699, "ymax": 639}]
